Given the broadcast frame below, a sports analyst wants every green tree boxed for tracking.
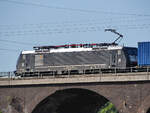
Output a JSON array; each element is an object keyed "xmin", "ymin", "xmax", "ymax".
[{"xmin": 98, "ymin": 102, "xmax": 118, "ymax": 113}]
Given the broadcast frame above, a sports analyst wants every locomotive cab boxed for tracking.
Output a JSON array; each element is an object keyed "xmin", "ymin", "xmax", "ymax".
[
  {"xmin": 123, "ymin": 47, "xmax": 137, "ymax": 67},
  {"xmin": 16, "ymin": 51, "xmax": 35, "ymax": 76}
]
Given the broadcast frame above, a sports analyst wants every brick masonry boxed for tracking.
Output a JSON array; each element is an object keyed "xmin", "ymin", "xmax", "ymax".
[{"xmin": 0, "ymin": 81, "xmax": 150, "ymax": 113}]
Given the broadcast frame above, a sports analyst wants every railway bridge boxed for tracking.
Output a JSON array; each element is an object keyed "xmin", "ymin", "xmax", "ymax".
[{"xmin": 0, "ymin": 72, "xmax": 150, "ymax": 113}]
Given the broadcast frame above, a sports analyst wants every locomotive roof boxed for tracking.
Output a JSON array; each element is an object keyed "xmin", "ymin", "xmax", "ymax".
[
  {"xmin": 33, "ymin": 43, "xmax": 118, "ymax": 50},
  {"xmin": 22, "ymin": 44, "xmax": 123, "ymax": 54}
]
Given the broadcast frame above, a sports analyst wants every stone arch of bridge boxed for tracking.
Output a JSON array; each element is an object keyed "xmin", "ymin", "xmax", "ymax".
[
  {"xmin": 146, "ymin": 108, "xmax": 150, "ymax": 113},
  {"xmin": 138, "ymin": 95, "xmax": 150, "ymax": 113},
  {"xmin": 31, "ymin": 88, "xmax": 119, "ymax": 113}
]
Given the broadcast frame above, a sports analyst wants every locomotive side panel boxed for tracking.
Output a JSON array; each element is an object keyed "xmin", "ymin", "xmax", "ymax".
[
  {"xmin": 109, "ymin": 49, "xmax": 127, "ymax": 69},
  {"xmin": 42, "ymin": 50, "xmax": 110, "ymax": 66},
  {"xmin": 35, "ymin": 54, "xmax": 43, "ymax": 66},
  {"xmin": 34, "ymin": 49, "xmax": 127, "ymax": 73},
  {"xmin": 33, "ymin": 50, "xmax": 112, "ymax": 74},
  {"xmin": 26, "ymin": 54, "xmax": 35, "ymax": 72}
]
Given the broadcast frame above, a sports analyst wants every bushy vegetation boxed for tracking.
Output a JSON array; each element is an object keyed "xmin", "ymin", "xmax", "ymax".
[{"xmin": 98, "ymin": 102, "xmax": 118, "ymax": 113}]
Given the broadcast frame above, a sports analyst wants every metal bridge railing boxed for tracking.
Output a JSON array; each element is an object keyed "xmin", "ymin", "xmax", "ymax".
[
  {"xmin": 0, "ymin": 72, "xmax": 15, "ymax": 78},
  {"xmin": 0, "ymin": 67, "xmax": 150, "ymax": 80}
]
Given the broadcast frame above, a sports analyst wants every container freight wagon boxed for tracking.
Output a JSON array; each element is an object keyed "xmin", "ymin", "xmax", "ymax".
[{"xmin": 138, "ymin": 42, "xmax": 150, "ymax": 66}]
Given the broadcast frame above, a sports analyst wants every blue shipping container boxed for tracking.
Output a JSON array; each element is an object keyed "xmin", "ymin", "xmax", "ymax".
[{"xmin": 138, "ymin": 42, "xmax": 150, "ymax": 66}]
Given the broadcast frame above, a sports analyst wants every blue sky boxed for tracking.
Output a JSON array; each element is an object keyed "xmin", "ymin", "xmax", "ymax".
[{"xmin": 0, "ymin": 0, "xmax": 150, "ymax": 71}]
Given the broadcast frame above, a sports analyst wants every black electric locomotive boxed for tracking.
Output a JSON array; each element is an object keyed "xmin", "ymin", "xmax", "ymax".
[{"xmin": 15, "ymin": 43, "xmax": 137, "ymax": 76}]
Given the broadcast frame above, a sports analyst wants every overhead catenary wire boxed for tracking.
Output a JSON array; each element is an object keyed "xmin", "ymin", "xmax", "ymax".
[
  {"xmin": 0, "ymin": 17, "xmax": 149, "ymax": 33},
  {"xmin": 0, "ymin": 17, "xmax": 150, "ymax": 30},
  {"xmin": 0, "ymin": 23, "xmax": 150, "ymax": 37},
  {"xmin": 0, "ymin": 39, "xmax": 36, "ymax": 45},
  {"xmin": 1, "ymin": 0, "xmax": 150, "ymax": 17},
  {"xmin": 0, "ymin": 48, "xmax": 20, "ymax": 52}
]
